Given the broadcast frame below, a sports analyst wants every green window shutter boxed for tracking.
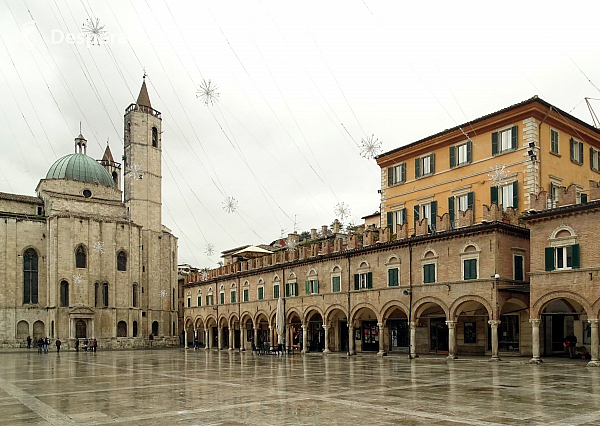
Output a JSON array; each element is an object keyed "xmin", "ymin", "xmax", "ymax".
[
  {"xmin": 415, "ymin": 158, "xmax": 421, "ymax": 178},
  {"xmin": 570, "ymin": 138, "xmax": 575, "ymax": 161},
  {"xmin": 492, "ymin": 132, "xmax": 499, "ymax": 155},
  {"xmin": 423, "ymin": 265, "xmax": 428, "ymax": 283},
  {"xmin": 401, "ymin": 208, "xmax": 407, "ymax": 224},
  {"xmin": 220, "ymin": 292, "xmax": 224, "ymax": 304},
  {"xmin": 197, "ymin": 296, "xmax": 201, "ymax": 306},
  {"xmin": 293, "ymin": 283, "xmax": 298, "ymax": 296},
  {"xmin": 274, "ymin": 285, "xmax": 279, "ymax": 299},
  {"xmin": 244, "ymin": 288, "xmax": 249, "ymax": 302},
  {"xmin": 514, "ymin": 256, "xmax": 524, "ymax": 281},
  {"xmin": 401, "ymin": 163, "xmax": 406, "ymax": 182},
  {"xmin": 388, "ymin": 268, "xmax": 394, "ymax": 286},
  {"xmin": 206, "ymin": 295, "xmax": 209, "ymax": 305},
  {"xmin": 448, "ymin": 196, "xmax": 455, "ymax": 228},
  {"xmin": 388, "ymin": 167, "xmax": 394, "ymax": 186},
  {"xmin": 430, "ymin": 153, "xmax": 435, "ymax": 174},
  {"xmin": 187, "ymin": 298, "xmax": 190, "ymax": 307},
  {"xmin": 430, "ymin": 201, "xmax": 437, "ymax": 220},
  {"xmin": 367, "ymin": 272, "xmax": 373, "ymax": 289},
  {"xmin": 581, "ymin": 193, "xmax": 588, "ymax": 204},
  {"xmin": 467, "ymin": 140, "xmax": 473, "ymax": 163},
  {"xmin": 332, "ymin": 276, "xmax": 340, "ymax": 292},
  {"xmin": 305, "ymin": 280, "xmax": 310, "ymax": 295},
  {"xmin": 591, "ymin": 147, "xmax": 595, "ymax": 170},
  {"xmin": 467, "ymin": 192, "xmax": 474, "ymax": 211},
  {"xmin": 285, "ymin": 282, "xmax": 290, "ymax": 297},
  {"xmin": 315, "ymin": 279, "xmax": 319, "ymax": 294},
  {"xmin": 512, "ymin": 181, "xmax": 519, "ymax": 209},
  {"xmin": 449, "ymin": 146, "xmax": 456, "ymax": 168},
  {"xmin": 414, "ymin": 205, "xmax": 420, "ymax": 224},
  {"xmin": 579, "ymin": 142, "xmax": 584, "ymax": 164},
  {"xmin": 545, "ymin": 247, "xmax": 555, "ymax": 271},
  {"xmin": 511, "ymin": 126, "xmax": 518, "ymax": 149},
  {"xmin": 572, "ymin": 244, "xmax": 580, "ymax": 269},
  {"xmin": 491, "ymin": 186, "xmax": 498, "ymax": 205},
  {"xmin": 387, "ymin": 211, "xmax": 394, "ymax": 232},
  {"xmin": 231, "ymin": 291, "xmax": 236, "ymax": 303},
  {"xmin": 354, "ymin": 274, "xmax": 359, "ymax": 291}
]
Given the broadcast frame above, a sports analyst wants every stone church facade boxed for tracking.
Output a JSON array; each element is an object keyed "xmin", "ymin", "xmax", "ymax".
[{"xmin": 0, "ymin": 81, "xmax": 178, "ymax": 349}]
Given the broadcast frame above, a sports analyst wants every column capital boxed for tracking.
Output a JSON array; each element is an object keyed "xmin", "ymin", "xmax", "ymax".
[
  {"xmin": 488, "ymin": 320, "xmax": 501, "ymax": 327},
  {"xmin": 589, "ymin": 319, "xmax": 600, "ymax": 325},
  {"xmin": 377, "ymin": 322, "xmax": 385, "ymax": 328},
  {"xmin": 445, "ymin": 320, "xmax": 457, "ymax": 328},
  {"xmin": 409, "ymin": 321, "xmax": 417, "ymax": 329},
  {"xmin": 301, "ymin": 324, "xmax": 307, "ymax": 330},
  {"xmin": 322, "ymin": 324, "xmax": 330, "ymax": 330},
  {"xmin": 529, "ymin": 318, "xmax": 541, "ymax": 326}
]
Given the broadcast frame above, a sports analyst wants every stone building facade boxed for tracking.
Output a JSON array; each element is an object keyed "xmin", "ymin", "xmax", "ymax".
[{"xmin": 0, "ymin": 80, "xmax": 178, "ymax": 349}]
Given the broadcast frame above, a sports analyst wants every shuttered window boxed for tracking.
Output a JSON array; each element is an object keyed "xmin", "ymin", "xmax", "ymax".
[
  {"xmin": 514, "ymin": 255, "xmax": 524, "ymax": 281},
  {"xmin": 551, "ymin": 129, "xmax": 559, "ymax": 154},
  {"xmin": 492, "ymin": 126, "xmax": 518, "ymax": 155},
  {"xmin": 570, "ymin": 138, "xmax": 584, "ymax": 164},
  {"xmin": 332, "ymin": 276, "xmax": 341, "ymax": 292},
  {"xmin": 387, "ymin": 163, "xmax": 406, "ymax": 186},
  {"xmin": 388, "ymin": 268, "xmax": 399, "ymax": 287},
  {"xmin": 423, "ymin": 264, "xmax": 435, "ymax": 283},
  {"xmin": 415, "ymin": 153, "xmax": 435, "ymax": 178},
  {"xmin": 464, "ymin": 259, "xmax": 478, "ymax": 280},
  {"xmin": 450, "ymin": 141, "xmax": 472, "ymax": 168}
]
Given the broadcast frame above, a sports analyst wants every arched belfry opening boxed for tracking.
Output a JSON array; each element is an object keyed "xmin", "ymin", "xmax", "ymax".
[{"xmin": 75, "ymin": 133, "xmax": 87, "ymax": 154}]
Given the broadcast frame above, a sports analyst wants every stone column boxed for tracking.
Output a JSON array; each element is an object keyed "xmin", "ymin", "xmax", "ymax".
[
  {"xmin": 377, "ymin": 322, "xmax": 387, "ymax": 356},
  {"xmin": 446, "ymin": 320, "xmax": 457, "ymax": 360},
  {"xmin": 323, "ymin": 325, "xmax": 331, "ymax": 354},
  {"xmin": 286, "ymin": 324, "xmax": 291, "ymax": 353},
  {"xmin": 184, "ymin": 329, "xmax": 188, "ymax": 349},
  {"xmin": 241, "ymin": 328, "xmax": 246, "ymax": 351},
  {"xmin": 588, "ymin": 319, "xmax": 600, "ymax": 367},
  {"xmin": 268, "ymin": 326, "xmax": 273, "ymax": 350},
  {"xmin": 206, "ymin": 328, "xmax": 211, "ymax": 349},
  {"xmin": 529, "ymin": 318, "xmax": 542, "ymax": 364},
  {"xmin": 488, "ymin": 320, "xmax": 501, "ymax": 361},
  {"xmin": 349, "ymin": 325, "xmax": 356, "ymax": 355},
  {"xmin": 301, "ymin": 325, "xmax": 308, "ymax": 354},
  {"xmin": 253, "ymin": 327, "xmax": 258, "ymax": 351},
  {"xmin": 218, "ymin": 327, "xmax": 223, "ymax": 350},
  {"xmin": 229, "ymin": 327, "xmax": 234, "ymax": 351},
  {"xmin": 409, "ymin": 321, "xmax": 417, "ymax": 359}
]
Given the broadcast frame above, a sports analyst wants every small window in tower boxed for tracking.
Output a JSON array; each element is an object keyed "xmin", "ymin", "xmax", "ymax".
[
  {"xmin": 112, "ymin": 171, "xmax": 118, "ymax": 185},
  {"xmin": 152, "ymin": 127, "xmax": 158, "ymax": 148},
  {"xmin": 83, "ymin": 189, "xmax": 92, "ymax": 198}
]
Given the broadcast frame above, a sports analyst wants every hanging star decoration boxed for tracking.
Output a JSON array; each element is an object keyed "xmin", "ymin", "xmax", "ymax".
[
  {"xmin": 72, "ymin": 274, "xmax": 83, "ymax": 284},
  {"xmin": 196, "ymin": 79, "xmax": 220, "ymax": 106},
  {"xmin": 82, "ymin": 18, "xmax": 107, "ymax": 46},
  {"xmin": 159, "ymin": 289, "xmax": 168, "ymax": 298},
  {"xmin": 222, "ymin": 196, "xmax": 238, "ymax": 213},
  {"xmin": 200, "ymin": 269, "xmax": 209, "ymax": 281},
  {"xmin": 360, "ymin": 134, "xmax": 383, "ymax": 159},
  {"xmin": 285, "ymin": 237, "xmax": 298, "ymax": 252},
  {"xmin": 488, "ymin": 165, "xmax": 510, "ymax": 186},
  {"xmin": 126, "ymin": 164, "xmax": 143, "ymax": 180},
  {"xmin": 205, "ymin": 243, "xmax": 215, "ymax": 257},
  {"xmin": 93, "ymin": 241, "xmax": 105, "ymax": 254},
  {"xmin": 334, "ymin": 202, "xmax": 351, "ymax": 222}
]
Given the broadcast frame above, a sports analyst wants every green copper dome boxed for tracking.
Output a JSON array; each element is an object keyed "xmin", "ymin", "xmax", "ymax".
[{"xmin": 46, "ymin": 153, "xmax": 115, "ymax": 187}]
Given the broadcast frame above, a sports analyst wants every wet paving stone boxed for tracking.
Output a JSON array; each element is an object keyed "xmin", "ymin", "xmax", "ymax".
[{"xmin": 0, "ymin": 349, "xmax": 599, "ymax": 425}]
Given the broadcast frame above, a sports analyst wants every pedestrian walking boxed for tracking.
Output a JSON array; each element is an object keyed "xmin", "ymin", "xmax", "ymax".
[
  {"xmin": 149, "ymin": 333, "xmax": 154, "ymax": 349},
  {"xmin": 83, "ymin": 337, "xmax": 89, "ymax": 352},
  {"xmin": 55, "ymin": 338, "xmax": 61, "ymax": 353},
  {"xmin": 564, "ymin": 333, "xmax": 578, "ymax": 359},
  {"xmin": 26, "ymin": 335, "xmax": 31, "ymax": 349},
  {"xmin": 37, "ymin": 337, "xmax": 43, "ymax": 354},
  {"xmin": 75, "ymin": 338, "xmax": 79, "ymax": 352},
  {"xmin": 92, "ymin": 338, "xmax": 97, "ymax": 352},
  {"xmin": 44, "ymin": 337, "xmax": 49, "ymax": 354},
  {"xmin": 193, "ymin": 335, "xmax": 199, "ymax": 350}
]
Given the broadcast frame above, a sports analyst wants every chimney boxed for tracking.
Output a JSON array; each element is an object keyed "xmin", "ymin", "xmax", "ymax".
[
  {"xmin": 333, "ymin": 219, "xmax": 340, "ymax": 234},
  {"xmin": 321, "ymin": 225, "xmax": 328, "ymax": 237},
  {"xmin": 311, "ymin": 229, "xmax": 317, "ymax": 240}
]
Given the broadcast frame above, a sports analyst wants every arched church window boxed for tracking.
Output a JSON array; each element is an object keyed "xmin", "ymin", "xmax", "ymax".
[
  {"xmin": 112, "ymin": 171, "xmax": 118, "ymax": 185},
  {"xmin": 102, "ymin": 283, "xmax": 109, "ymax": 307},
  {"xmin": 152, "ymin": 321, "xmax": 159, "ymax": 336},
  {"xmin": 117, "ymin": 321, "xmax": 127, "ymax": 337},
  {"xmin": 60, "ymin": 280, "xmax": 69, "ymax": 307},
  {"xmin": 23, "ymin": 249, "xmax": 38, "ymax": 304},
  {"xmin": 75, "ymin": 245, "xmax": 87, "ymax": 269},
  {"xmin": 94, "ymin": 282, "xmax": 99, "ymax": 307},
  {"xmin": 117, "ymin": 251, "xmax": 127, "ymax": 271},
  {"xmin": 152, "ymin": 127, "xmax": 158, "ymax": 148}
]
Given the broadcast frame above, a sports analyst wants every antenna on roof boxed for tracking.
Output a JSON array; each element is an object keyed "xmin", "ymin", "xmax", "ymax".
[{"xmin": 585, "ymin": 97, "xmax": 600, "ymax": 128}]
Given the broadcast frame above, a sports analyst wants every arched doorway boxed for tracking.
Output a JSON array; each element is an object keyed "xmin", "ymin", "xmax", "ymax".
[
  {"xmin": 415, "ymin": 301, "xmax": 448, "ymax": 354},
  {"xmin": 325, "ymin": 307, "xmax": 348, "ymax": 352},
  {"xmin": 133, "ymin": 321, "xmax": 138, "ymax": 337},
  {"xmin": 76, "ymin": 320, "xmax": 86, "ymax": 338},
  {"xmin": 151, "ymin": 321, "xmax": 159, "ymax": 337},
  {"xmin": 185, "ymin": 319, "xmax": 194, "ymax": 347},
  {"xmin": 306, "ymin": 311, "xmax": 324, "ymax": 352},
  {"xmin": 17, "ymin": 320, "xmax": 29, "ymax": 339},
  {"xmin": 255, "ymin": 313, "xmax": 269, "ymax": 349},
  {"xmin": 452, "ymin": 300, "xmax": 491, "ymax": 356},
  {"xmin": 287, "ymin": 313, "xmax": 302, "ymax": 351},
  {"xmin": 383, "ymin": 305, "xmax": 409, "ymax": 353},
  {"xmin": 241, "ymin": 316, "xmax": 253, "ymax": 350},
  {"xmin": 33, "ymin": 320, "xmax": 44, "ymax": 338},
  {"xmin": 352, "ymin": 306, "xmax": 379, "ymax": 352},
  {"xmin": 497, "ymin": 298, "xmax": 528, "ymax": 354},
  {"xmin": 117, "ymin": 321, "xmax": 127, "ymax": 337},
  {"xmin": 541, "ymin": 298, "xmax": 588, "ymax": 357}
]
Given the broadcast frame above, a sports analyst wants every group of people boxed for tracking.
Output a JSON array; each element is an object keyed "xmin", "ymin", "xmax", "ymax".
[
  {"xmin": 26, "ymin": 335, "xmax": 97, "ymax": 353},
  {"xmin": 27, "ymin": 336, "xmax": 61, "ymax": 353}
]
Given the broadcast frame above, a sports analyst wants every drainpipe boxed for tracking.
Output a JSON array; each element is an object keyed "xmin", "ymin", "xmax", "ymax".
[{"xmin": 536, "ymin": 106, "xmax": 553, "ymax": 197}]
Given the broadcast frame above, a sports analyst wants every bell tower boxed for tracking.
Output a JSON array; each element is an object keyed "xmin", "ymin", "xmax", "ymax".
[{"xmin": 123, "ymin": 78, "xmax": 162, "ymax": 232}]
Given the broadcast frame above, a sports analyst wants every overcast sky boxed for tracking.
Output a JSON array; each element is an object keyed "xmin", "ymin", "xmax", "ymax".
[{"xmin": 1, "ymin": 0, "xmax": 599, "ymax": 268}]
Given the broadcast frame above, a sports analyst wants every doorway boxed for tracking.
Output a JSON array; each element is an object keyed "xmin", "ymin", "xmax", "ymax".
[
  {"xmin": 389, "ymin": 319, "xmax": 409, "ymax": 352},
  {"xmin": 76, "ymin": 319, "xmax": 87, "ymax": 338},
  {"xmin": 362, "ymin": 320, "xmax": 379, "ymax": 352},
  {"xmin": 430, "ymin": 318, "xmax": 448, "ymax": 353}
]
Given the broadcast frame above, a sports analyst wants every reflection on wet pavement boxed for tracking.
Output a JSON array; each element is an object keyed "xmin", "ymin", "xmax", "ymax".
[{"xmin": 0, "ymin": 349, "xmax": 599, "ymax": 425}]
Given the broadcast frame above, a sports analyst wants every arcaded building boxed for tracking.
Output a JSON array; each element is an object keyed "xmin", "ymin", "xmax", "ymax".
[{"xmin": 0, "ymin": 81, "xmax": 178, "ymax": 348}]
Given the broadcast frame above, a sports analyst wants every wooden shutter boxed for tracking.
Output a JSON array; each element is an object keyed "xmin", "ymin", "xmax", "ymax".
[
  {"xmin": 579, "ymin": 142, "xmax": 584, "ymax": 164},
  {"xmin": 305, "ymin": 280, "xmax": 310, "ymax": 295},
  {"xmin": 401, "ymin": 163, "xmax": 406, "ymax": 182},
  {"xmin": 401, "ymin": 208, "xmax": 407, "ymax": 224},
  {"xmin": 387, "ymin": 211, "xmax": 394, "ymax": 232},
  {"xmin": 545, "ymin": 247, "xmax": 555, "ymax": 271},
  {"xmin": 512, "ymin": 181, "xmax": 519, "ymax": 209},
  {"xmin": 285, "ymin": 283, "xmax": 290, "ymax": 297},
  {"xmin": 314, "ymin": 280, "xmax": 319, "ymax": 294},
  {"xmin": 514, "ymin": 256, "xmax": 523, "ymax": 281},
  {"xmin": 449, "ymin": 146, "xmax": 456, "ymax": 168},
  {"xmin": 467, "ymin": 191, "xmax": 475, "ymax": 219},
  {"xmin": 492, "ymin": 132, "xmax": 499, "ymax": 155},
  {"xmin": 572, "ymin": 244, "xmax": 580, "ymax": 269},
  {"xmin": 367, "ymin": 272, "xmax": 373, "ymax": 289},
  {"xmin": 591, "ymin": 148, "xmax": 595, "ymax": 170},
  {"xmin": 581, "ymin": 192, "xmax": 588, "ymax": 204},
  {"xmin": 388, "ymin": 167, "xmax": 394, "ymax": 186},
  {"xmin": 570, "ymin": 138, "xmax": 575, "ymax": 161},
  {"xmin": 414, "ymin": 205, "xmax": 420, "ymax": 224},
  {"xmin": 430, "ymin": 153, "xmax": 435, "ymax": 174},
  {"xmin": 448, "ymin": 196, "xmax": 455, "ymax": 228},
  {"xmin": 388, "ymin": 268, "xmax": 398, "ymax": 287},
  {"xmin": 423, "ymin": 265, "xmax": 428, "ymax": 283},
  {"xmin": 430, "ymin": 201, "xmax": 437, "ymax": 230},
  {"xmin": 415, "ymin": 158, "xmax": 421, "ymax": 178},
  {"xmin": 491, "ymin": 186, "xmax": 498, "ymax": 205},
  {"xmin": 511, "ymin": 126, "xmax": 518, "ymax": 149},
  {"xmin": 467, "ymin": 140, "xmax": 473, "ymax": 163},
  {"xmin": 354, "ymin": 274, "xmax": 359, "ymax": 291}
]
